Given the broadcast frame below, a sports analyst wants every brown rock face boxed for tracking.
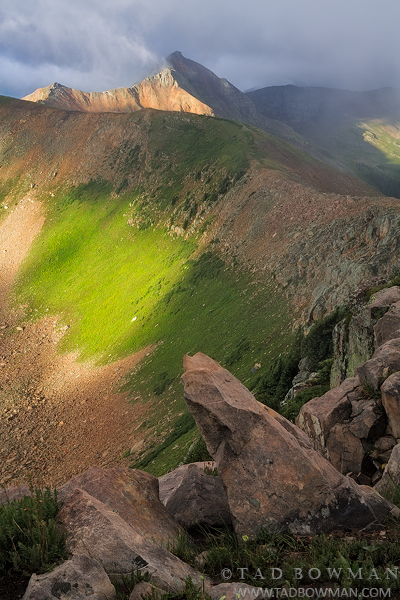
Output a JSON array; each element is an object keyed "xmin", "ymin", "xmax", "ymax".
[
  {"xmin": 159, "ymin": 463, "xmax": 231, "ymax": 529},
  {"xmin": 22, "ymin": 554, "xmax": 115, "ymax": 600},
  {"xmin": 357, "ymin": 338, "xmax": 400, "ymax": 392},
  {"xmin": 59, "ymin": 466, "xmax": 181, "ymax": 546},
  {"xmin": 22, "ymin": 67, "xmax": 214, "ymax": 116},
  {"xmin": 58, "ymin": 487, "xmax": 205, "ymax": 591},
  {"xmin": 181, "ymin": 353, "xmax": 393, "ymax": 536}
]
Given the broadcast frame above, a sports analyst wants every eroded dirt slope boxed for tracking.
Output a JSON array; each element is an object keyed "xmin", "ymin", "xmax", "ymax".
[{"xmin": 0, "ymin": 194, "xmax": 150, "ymax": 488}]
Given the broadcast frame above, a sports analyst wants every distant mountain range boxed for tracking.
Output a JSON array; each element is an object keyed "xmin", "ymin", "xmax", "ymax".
[{"xmin": 23, "ymin": 52, "xmax": 400, "ymax": 197}]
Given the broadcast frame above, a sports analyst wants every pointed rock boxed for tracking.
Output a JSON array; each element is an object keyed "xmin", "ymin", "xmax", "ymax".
[{"xmin": 181, "ymin": 353, "xmax": 393, "ymax": 536}]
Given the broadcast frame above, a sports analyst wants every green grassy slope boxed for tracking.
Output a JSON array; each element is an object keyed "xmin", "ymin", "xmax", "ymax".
[{"xmin": 12, "ymin": 113, "xmax": 297, "ymax": 474}]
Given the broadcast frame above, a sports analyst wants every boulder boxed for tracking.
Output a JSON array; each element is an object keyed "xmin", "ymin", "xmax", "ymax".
[
  {"xmin": 159, "ymin": 461, "xmax": 216, "ymax": 505},
  {"xmin": 325, "ymin": 423, "xmax": 365, "ymax": 474},
  {"xmin": 181, "ymin": 353, "xmax": 394, "ymax": 537},
  {"xmin": 375, "ymin": 444, "xmax": 400, "ymax": 497},
  {"xmin": 356, "ymin": 338, "xmax": 400, "ymax": 393},
  {"xmin": 159, "ymin": 463, "xmax": 231, "ymax": 529},
  {"xmin": 22, "ymin": 554, "xmax": 116, "ymax": 600},
  {"xmin": 374, "ymin": 302, "xmax": 400, "ymax": 347},
  {"xmin": 58, "ymin": 487, "xmax": 206, "ymax": 592},
  {"xmin": 295, "ymin": 377, "xmax": 360, "ymax": 455},
  {"xmin": 381, "ymin": 372, "xmax": 400, "ymax": 439},
  {"xmin": 59, "ymin": 466, "xmax": 181, "ymax": 546},
  {"xmin": 297, "ymin": 378, "xmax": 387, "ymax": 478},
  {"xmin": 348, "ymin": 399, "xmax": 386, "ymax": 439},
  {"xmin": 367, "ymin": 287, "xmax": 400, "ymax": 318}
]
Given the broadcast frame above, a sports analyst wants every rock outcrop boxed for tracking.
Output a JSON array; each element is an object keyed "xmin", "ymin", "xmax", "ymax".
[
  {"xmin": 181, "ymin": 352, "xmax": 393, "ymax": 537},
  {"xmin": 159, "ymin": 462, "xmax": 231, "ymax": 529},
  {"xmin": 296, "ymin": 377, "xmax": 390, "ymax": 482},
  {"xmin": 59, "ymin": 466, "xmax": 181, "ymax": 546},
  {"xmin": 297, "ymin": 286, "xmax": 400, "ymax": 486},
  {"xmin": 331, "ymin": 286, "xmax": 400, "ymax": 386}
]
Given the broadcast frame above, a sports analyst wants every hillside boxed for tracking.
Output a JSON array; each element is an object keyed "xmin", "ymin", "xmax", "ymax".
[
  {"xmin": 0, "ymin": 94, "xmax": 400, "ymax": 483},
  {"xmin": 23, "ymin": 52, "xmax": 306, "ymax": 150},
  {"xmin": 246, "ymin": 84, "xmax": 400, "ymax": 196},
  {"xmin": 23, "ymin": 52, "xmax": 400, "ymax": 198}
]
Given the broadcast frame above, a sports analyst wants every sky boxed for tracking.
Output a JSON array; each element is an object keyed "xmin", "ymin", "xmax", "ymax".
[{"xmin": 0, "ymin": 0, "xmax": 399, "ymax": 99}]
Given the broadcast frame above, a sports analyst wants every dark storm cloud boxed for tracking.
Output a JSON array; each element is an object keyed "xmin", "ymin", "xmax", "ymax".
[{"xmin": 1, "ymin": 0, "xmax": 399, "ymax": 99}]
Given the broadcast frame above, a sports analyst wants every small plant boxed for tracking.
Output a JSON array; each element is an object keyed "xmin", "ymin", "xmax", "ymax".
[
  {"xmin": 111, "ymin": 568, "xmax": 151, "ymax": 599},
  {"xmin": 183, "ymin": 436, "xmax": 212, "ymax": 464},
  {"xmin": 0, "ymin": 487, "xmax": 67, "ymax": 575}
]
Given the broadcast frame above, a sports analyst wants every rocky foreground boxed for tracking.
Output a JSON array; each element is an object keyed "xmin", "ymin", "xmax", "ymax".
[{"xmin": 2, "ymin": 314, "xmax": 400, "ymax": 598}]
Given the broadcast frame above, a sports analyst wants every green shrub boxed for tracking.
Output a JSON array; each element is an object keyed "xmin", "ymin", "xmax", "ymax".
[
  {"xmin": 301, "ymin": 307, "xmax": 348, "ymax": 370},
  {"xmin": 0, "ymin": 487, "xmax": 67, "ymax": 575},
  {"xmin": 183, "ymin": 436, "xmax": 212, "ymax": 464},
  {"xmin": 282, "ymin": 384, "xmax": 330, "ymax": 422}
]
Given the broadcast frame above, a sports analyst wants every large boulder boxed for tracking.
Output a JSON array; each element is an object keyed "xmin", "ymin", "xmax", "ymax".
[
  {"xmin": 59, "ymin": 466, "xmax": 181, "ymax": 546},
  {"xmin": 22, "ymin": 554, "xmax": 116, "ymax": 600},
  {"xmin": 295, "ymin": 377, "xmax": 359, "ymax": 455},
  {"xmin": 297, "ymin": 380, "xmax": 387, "ymax": 477},
  {"xmin": 181, "ymin": 353, "xmax": 394, "ymax": 537},
  {"xmin": 58, "ymin": 487, "xmax": 206, "ymax": 592},
  {"xmin": 159, "ymin": 463, "xmax": 231, "ymax": 529},
  {"xmin": 356, "ymin": 338, "xmax": 400, "ymax": 393},
  {"xmin": 374, "ymin": 301, "xmax": 400, "ymax": 347}
]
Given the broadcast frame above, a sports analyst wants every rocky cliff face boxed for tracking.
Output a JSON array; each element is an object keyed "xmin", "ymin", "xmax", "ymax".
[{"xmin": 22, "ymin": 70, "xmax": 213, "ymax": 116}]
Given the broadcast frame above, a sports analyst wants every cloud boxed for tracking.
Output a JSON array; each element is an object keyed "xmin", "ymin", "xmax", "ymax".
[{"xmin": 1, "ymin": 0, "xmax": 400, "ymax": 98}]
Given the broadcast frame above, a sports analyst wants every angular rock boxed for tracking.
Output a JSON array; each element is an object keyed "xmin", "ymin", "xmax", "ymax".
[
  {"xmin": 348, "ymin": 399, "xmax": 386, "ymax": 439},
  {"xmin": 159, "ymin": 461, "xmax": 217, "ymax": 505},
  {"xmin": 58, "ymin": 487, "xmax": 206, "ymax": 592},
  {"xmin": 375, "ymin": 444, "xmax": 400, "ymax": 497},
  {"xmin": 181, "ymin": 353, "xmax": 393, "ymax": 537},
  {"xmin": 374, "ymin": 302, "xmax": 400, "ymax": 347},
  {"xmin": 356, "ymin": 338, "xmax": 400, "ymax": 393},
  {"xmin": 325, "ymin": 423, "xmax": 365, "ymax": 474},
  {"xmin": 367, "ymin": 287, "xmax": 400, "ymax": 318},
  {"xmin": 381, "ymin": 372, "xmax": 400, "ymax": 439},
  {"xmin": 59, "ymin": 466, "xmax": 181, "ymax": 546},
  {"xmin": 159, "ymin": 463, "xmax": 231, "ymax": 529},
  {"xmin": 296, "ymin": 377, "xmax": 359, "ymax": 455},
  {"xmin": 22, "ymin": 554, "xmax": 116, "ymax": 600},
  {"xmin": 374, "ymin": 435, "xmax": 397, "ymax": 453}
]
